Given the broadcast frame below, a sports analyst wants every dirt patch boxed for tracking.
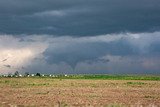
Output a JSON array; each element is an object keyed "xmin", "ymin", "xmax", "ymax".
[{"xmin": 0, "ymin": 78, "xmax": 160, "ymax": 106}]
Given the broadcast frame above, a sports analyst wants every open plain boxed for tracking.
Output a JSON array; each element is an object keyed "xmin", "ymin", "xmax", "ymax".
[{"xmin": 0, "ymin": 76, "xmax": 160, "ymax": 107}]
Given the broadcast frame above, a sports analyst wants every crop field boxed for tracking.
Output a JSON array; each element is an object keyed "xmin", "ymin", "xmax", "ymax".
[{"xmin": 0, "ymin": 75, "xmax": 160, "ymax": 107}]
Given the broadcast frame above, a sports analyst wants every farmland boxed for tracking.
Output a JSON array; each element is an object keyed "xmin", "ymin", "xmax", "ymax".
[{"xmin": 0, "ymin": 75, "xmax": 160, "ymax": 107}]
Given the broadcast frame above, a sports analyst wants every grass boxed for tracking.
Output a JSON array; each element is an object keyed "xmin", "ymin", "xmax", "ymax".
[
  {"xmin": 126, "ymin": 82, "xmax": 146, "ymax": 85},
  {"xmin": 17, "ymin": 74, "xmax": 160, "ymax": 81},
  {"xmin": 0, "ymin": 74, "xmax": 159, "ymax": 88},
  {"xmin": 77, "ymin": 75, "xmax": 160, "ymax": 80},
  {"xmin": 0, "ymin": 75, "xmax": 160, "ymax": 87}
]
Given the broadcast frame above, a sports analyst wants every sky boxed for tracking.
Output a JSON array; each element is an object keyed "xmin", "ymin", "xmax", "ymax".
[{"xmin": 0, "ymin": 0, "xmax": 160, "ymax": 74}]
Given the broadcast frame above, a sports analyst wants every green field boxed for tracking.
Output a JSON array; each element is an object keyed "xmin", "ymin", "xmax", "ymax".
[
  {"xmin": 50, "ymin": 74, "xmax": 160, "ymax": 80},
  {"xmin": 3, "ymin": 74, "xmax": 159, "ymax": 81}
]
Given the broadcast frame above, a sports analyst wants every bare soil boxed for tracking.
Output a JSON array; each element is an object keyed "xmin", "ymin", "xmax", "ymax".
[{"xmin": 0, "ymin": 78, "xmax": 160, "ymax": 107}]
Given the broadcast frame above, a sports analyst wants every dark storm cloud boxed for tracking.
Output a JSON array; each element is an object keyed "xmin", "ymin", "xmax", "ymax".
[
  {"xmin": 43, "ymin": 39, "xmax": 137, "ymax": 68},
  {"xmin": 148, "ymin": 42, "xmax": 160, "ymax": 54},
  {"xmin": 0, "ymin": 0, "xmax": 160, "ymax": 36},
  {"xmin": 0, "ymin": 0, "xmax": 160, "ymax": 74},
  {"xmin": 43, "ymin": 33, "xmax": 160, "ymax": 74}
]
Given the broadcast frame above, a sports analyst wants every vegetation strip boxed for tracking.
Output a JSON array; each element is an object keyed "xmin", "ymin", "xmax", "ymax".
[{"xmin": 1, "ymin": 74, "xmax": 160, "ymax": 81}]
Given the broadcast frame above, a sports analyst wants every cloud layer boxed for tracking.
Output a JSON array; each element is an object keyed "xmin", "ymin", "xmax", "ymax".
[
  {"xmin": 0, "ymin": 0, "xmax": 160, "ymax": 74},
  {"xmin": 0, "ymin": 32, "xmax": 160, "ymax": 74},
  {"xmin": 0, "ymin": 0, "xmax": 160, "ymax": 36}
]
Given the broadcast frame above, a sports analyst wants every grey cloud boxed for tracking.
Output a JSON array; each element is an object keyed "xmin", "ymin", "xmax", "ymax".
[
  {"xmin": 4, "ymin": 65, "xmax": 11, "ymax": 68},
  {"xmin": 148, "ymin": 42, "xmax": 160, "ymax": 54},
  {"xmin": 0, "ymin": 32, "xmax": 160, "ymax": 74},
  {"xmin": 0, "ymin": 0, "xmax": 160, "ymax": 75},
  {"xmin": 43, "ymin": 32, "xmax": 160, "ymax": 70},
  {"xmin": 0, "ymin": 0, "xmax": 160, "ymax": 36},
  {"xmin": 32, "ymin": 10, "xmax": 66, "ymax": 17},
  {"xmin": 43, "ymin": 40, "xmax": 136, "ymax": 68},
  {"xmin": 2, "ymin": 59, "xmax": 7, "ymax": 62}
]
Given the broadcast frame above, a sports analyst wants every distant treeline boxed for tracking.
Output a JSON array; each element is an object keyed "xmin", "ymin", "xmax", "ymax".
[{"xmin": 1, "ymin": 73, "xmax": 160, "ymax": 81}]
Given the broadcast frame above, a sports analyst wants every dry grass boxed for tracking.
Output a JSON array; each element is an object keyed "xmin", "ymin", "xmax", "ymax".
[{"xmin": 0, "ymin": 78, "xmax": 160, "ymax": 107}]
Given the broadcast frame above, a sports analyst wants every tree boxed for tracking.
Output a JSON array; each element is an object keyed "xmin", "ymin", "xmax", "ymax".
[
  {"xmin": 14, "ymin": 71, "xmax": 19, "ymax": 77},
  {"xmin": 7, "ymin": 73, "xmax": 13, "ymax": 77},
  {"xmin": 24, "ymin": 72, "xmax": 30, "ymax": 77},
  {"xmin": 36, "ymin": 73, "xmax": 41, "ymax": 77}
]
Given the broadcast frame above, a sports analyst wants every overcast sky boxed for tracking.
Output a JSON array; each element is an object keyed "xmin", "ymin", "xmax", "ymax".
[{"xmin": 0, "ymin": 0, "xmax": 160, "ymax": 74}]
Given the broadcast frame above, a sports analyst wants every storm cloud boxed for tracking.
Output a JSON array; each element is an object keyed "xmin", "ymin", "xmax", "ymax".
[
  {"xmin": 0, "ymin": 0, "xmax": 160, "ymax": 36},
  {"xmin": 0, "ymin": 32, "xmax": 160, "ymax": 74},
  {"xmin": 0, "ymin": 0, "xmax": 160, "ymax": 74}
]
